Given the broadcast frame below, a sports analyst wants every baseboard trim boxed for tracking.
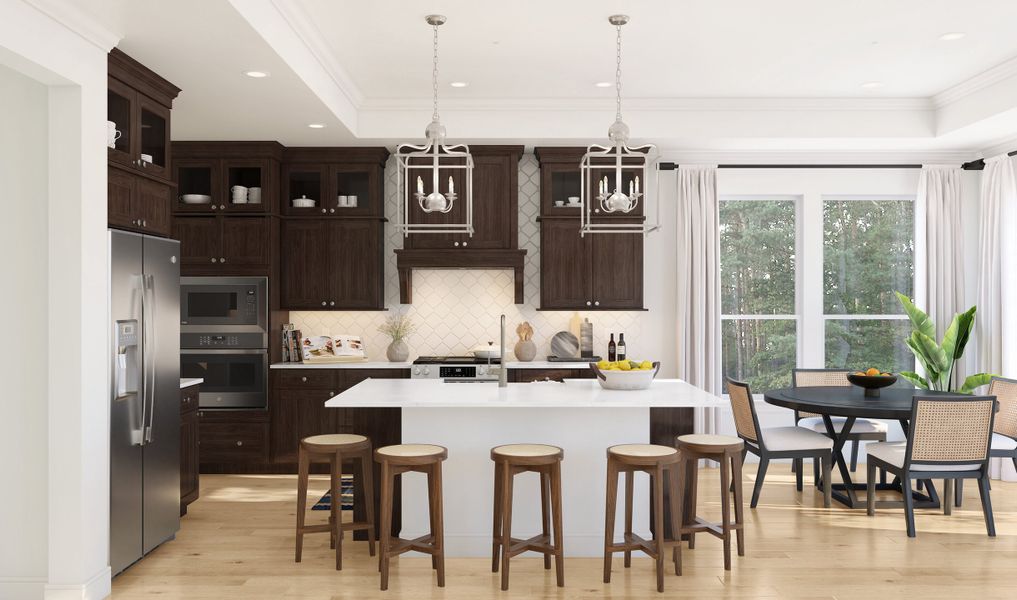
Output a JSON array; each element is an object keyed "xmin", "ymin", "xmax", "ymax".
[
  {"xmin": 44, "ymin": 566, "xmax": 111, "ymax": 600},
  {"xmin": 0, "ymin": 577, "xmax": 46, "ymax": 600}
]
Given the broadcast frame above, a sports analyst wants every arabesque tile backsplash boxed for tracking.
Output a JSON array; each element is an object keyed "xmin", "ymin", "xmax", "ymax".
[{"xmin": 290, "ymin": 153, "xmax": 650, "ymax": 361}]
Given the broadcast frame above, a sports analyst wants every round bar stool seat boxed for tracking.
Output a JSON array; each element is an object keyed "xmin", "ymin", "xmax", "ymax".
[
  {"xmin": 375, "ymin": 444, "xmax": 448, "ymax": 591},
  {"xmin": 491, "ymin": 444, "xmax": 565, "ymax": 590},
  {"xmin": 294, "ymin": 433, "xmax": 376, "ymax": 571},
  {"xmin": 603, "ymin": 444, "xmax": 682, "ymax": 593},
  {"xmin": 674, "ymin": 434, "xmax": 746, "ymax": 573}
]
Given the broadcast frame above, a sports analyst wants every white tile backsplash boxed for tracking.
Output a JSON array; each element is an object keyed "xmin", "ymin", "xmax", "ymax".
[{"xmin": 291, "ymin": 153, "xmax": 652, "ymax": 361}]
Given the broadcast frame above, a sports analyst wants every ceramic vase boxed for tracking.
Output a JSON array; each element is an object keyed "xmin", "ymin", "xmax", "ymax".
[
  {"xmin": 386, "ymin": 339, "xmax": 409, "ymax": 362},
  {"xmin": 514, "ymin": 340, "xmax": 537, "ymax": 362}
]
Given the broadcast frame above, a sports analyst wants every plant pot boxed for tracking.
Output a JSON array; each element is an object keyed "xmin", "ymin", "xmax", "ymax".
[
  {"xmin": 514, "ymin": 340, "xmax": 536, "ymax": 362},
  {"xmin": 386, "ymin": 339, "xmax": 409, "ymax": 362}
]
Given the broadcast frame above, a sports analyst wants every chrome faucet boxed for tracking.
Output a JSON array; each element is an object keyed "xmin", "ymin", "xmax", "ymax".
[{"xmin": 499, "ymin": 314, "xmax": 508, "ymax": 387}]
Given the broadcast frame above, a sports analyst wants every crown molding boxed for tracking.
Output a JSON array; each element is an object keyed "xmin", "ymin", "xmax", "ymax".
[
  {"xmin": 976, "ymin": 135, "xmax": 1017, "ymax": 159},
  {"xmin": 658, "ymin": 148, "xmax": 977, "ymax": 166},
  {"xmin": 933, "ymin": 54, "xmax": 1017, "ymax": 108},
  {"xmin": 23, "ymin": 0, "xmax": 121, "ymax": 51},
  {"xmin": 269, "ymin": 0, "xmax": 364, "ymax": 107}
]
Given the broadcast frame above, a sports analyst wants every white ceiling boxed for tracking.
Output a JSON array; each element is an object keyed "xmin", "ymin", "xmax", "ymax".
[{"xmin": 76, "ymin": 0, "xmax": 1017, "ymax": 157}]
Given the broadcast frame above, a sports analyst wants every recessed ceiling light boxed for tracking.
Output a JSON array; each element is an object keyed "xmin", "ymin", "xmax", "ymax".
[
  {"xmin": 243, "ymin": 70, "xmax": 270, "ymax": 78},
  {"xmin": 307, "ymin": 123, "xmax": 326, "ymax": 129},
  {"xmin": 939, "ymin": 32, "xmax": 966, "ymax": 41},
  {"xmin": 449, "ymin": 81, "xmax": 469, "ymax": 88},
  {"xmin": 860, "ymin": 81, "xmax": 883, "ymax": 89},
  {"xmin": 594, "ymin": 82, "xmax": 612, "ymax": 88}
]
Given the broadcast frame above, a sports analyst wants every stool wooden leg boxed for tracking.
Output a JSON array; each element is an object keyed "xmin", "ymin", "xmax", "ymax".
[
  {"xmin": 540, "ymin": 469, "xmax": 552, "ymax": 570},
  {"xmin": 603, "ymin": 459, "xmax": 619, "ymax": 584},
  {"xmin": 378, "ymin": 461, "xmax": 392, "ymax": 591},
  {"xmin": 331, "ymin": 452, "xmax": 343, "ymax": 570},
  {"xmin": 653, "ymin": 465, "xmax": 666, "ymax": 593},
  {"xmin": 550, "ymin": 460, "xmax": 565, "ymax": 588},
  {"xmin": 491, "ymin": 461, "xmax": 503, "ymax": 573},
  {"xmin": 360, "ymin": 451, "xmax": 376, "ymax": 558},
  {"xmin": 500, "ymin": 463, "xmax": 514, "ymax": 591},
  {"xmin": 669, "ymin": 462, "xmax": 683, "ymax": 576},
  {"xmin": 295, "ymin": 447, "xmax": 310, "ymax": 563},
  {"xmin": 686, "ymin": 459, "xmax": 698, "ymax": 550},
  {"xmin": 719, "ymin": 450, "xmax": 732, "ymax": 571},
  {"xmin": 430, "ymin": 462, "xmax": 446, "ymax": 588},
  {"xmin": 731, "ymin": 451, "xmax": 745, "ymax": 557},
  {"xmin": 427, "ymin": 464, "xmax": 439, "ymax": 571},
  {"xmin": 623, "ymin": 469, "xmax": 634, "ymax": 568}
]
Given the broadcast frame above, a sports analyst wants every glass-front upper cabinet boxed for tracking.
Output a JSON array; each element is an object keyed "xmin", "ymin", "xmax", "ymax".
[
  {"xmin": 137, "ymin": 94, "xmax": 170, "ymax": 179},
  {"xmin": 107, "ymin": 77, "xmax": 136, "ymax": 169}
]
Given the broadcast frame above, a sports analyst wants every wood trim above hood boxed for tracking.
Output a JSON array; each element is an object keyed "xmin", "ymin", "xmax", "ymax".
[{"xmin": 394, "ymin": 249, "xmax": 527, "ymax": 304}]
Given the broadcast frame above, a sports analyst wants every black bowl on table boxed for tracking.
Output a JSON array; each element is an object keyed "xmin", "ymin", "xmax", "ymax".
[{"xmin": 847, "ymin": 373, "xmax": 898, "ymax": 398}]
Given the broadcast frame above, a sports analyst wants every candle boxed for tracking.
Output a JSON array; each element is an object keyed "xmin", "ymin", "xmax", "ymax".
[
  {"xmin": 629, "ymin": 179, "xmax": 634, "ymax": 195},
  {"xmin": 448, "ymin": 175, "xmax": 454, "ymax": 194},
  {"xmin": 635, "ymin": 175, "xmax": 640, "ymax": 194},
  {"xmin": 603, "ymin": 176, "xmax": 609, "ymax": 193},
  {"xmin": 416, "ymin": 176, "xmax": 423, "ymax": 194}
]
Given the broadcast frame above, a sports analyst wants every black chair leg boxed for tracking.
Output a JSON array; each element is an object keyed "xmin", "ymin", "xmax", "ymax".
[
  {"xmin": 795, "ymin": 458, "xmax": 803, "ymax": 491},
  {"xmin": 902, "ymin": 476, "xmax": 916, "ymax": 538},
  {"xmin": 850, "ymin": 441, "xmax": 859, "ymax": 472},
  {"xmin": 866, "ymin": 461, "xmax": 876, "ymax": 516},
  {"xmin": 955, "ymin": 479, "xmax": 963, "ymax": 507},
  {"xmin": 750, "ymin": 458, "xmax": 769, "ymax": 508},
  {"xmin": 977, "ymin": 476, "xmax": 996, "ymax": 537}
]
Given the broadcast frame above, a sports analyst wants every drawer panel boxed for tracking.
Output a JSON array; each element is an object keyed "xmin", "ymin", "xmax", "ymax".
[
  {"xmin": 273, "ymin": 370, "xmax": 337, "ymax": 389},
  {"xmin": 199, "ymin": 422, "xmax": 268, "ymax": 463}
]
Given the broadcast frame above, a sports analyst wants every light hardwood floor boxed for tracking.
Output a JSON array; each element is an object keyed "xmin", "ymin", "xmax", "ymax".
[{"xmin": 113, "ymin": 468, "xmax": 1017, "ymax": 599}]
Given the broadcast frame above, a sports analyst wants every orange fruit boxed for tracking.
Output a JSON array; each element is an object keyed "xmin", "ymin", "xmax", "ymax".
[
  {"xmin": 865, "ymin": 367, "xmax": 880, "ymax": 376},
  {"xmin": 854, "ymin": 371, "xmax": 865, "ymax": 376}
]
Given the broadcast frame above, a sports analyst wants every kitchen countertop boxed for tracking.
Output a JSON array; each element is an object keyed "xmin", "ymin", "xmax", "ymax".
[
  {"xmin": 325, "ymin": 378, "xmax": 722, "ymax": 408},
  {"xmin": 270, "ymin": 360, "xmax": 592, "ymax": 370},
  {"xmin": 180, "ymin": 378, "xmax": 203, "ymax": 389}
]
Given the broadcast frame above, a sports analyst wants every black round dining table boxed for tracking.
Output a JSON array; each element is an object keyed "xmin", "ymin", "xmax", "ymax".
[{"xmin": 764, "ymin": 386, "xmax": 947, "ymax": 510}]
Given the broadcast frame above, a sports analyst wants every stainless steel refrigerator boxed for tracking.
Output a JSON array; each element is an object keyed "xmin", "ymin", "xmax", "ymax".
[{"xmin": 109, "ymin": 229, "xmax": 181, "ymax": 575}]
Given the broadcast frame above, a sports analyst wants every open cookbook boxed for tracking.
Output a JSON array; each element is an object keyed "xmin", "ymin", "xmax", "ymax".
[{"xmin": 300, "ymin": 333, "xmax": 368, "ymax": 363}]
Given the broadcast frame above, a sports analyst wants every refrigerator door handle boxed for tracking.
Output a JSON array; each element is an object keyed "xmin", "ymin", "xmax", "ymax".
[
  {"xmin": 134, "ymin": 273, "xmax": 148, "ymax": 446},
  {"xmin": 143, "ymin": 273, "xmax": 157, "ymax": 444}
]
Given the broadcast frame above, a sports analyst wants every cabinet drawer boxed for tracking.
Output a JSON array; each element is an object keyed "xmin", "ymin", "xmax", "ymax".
[
  {"xmin": 274, "ymin": 370, "xmax": 337, "ymax": 389},
  {"xmin": 199, "ymin": 422, "xmax": 268, "ymax": 463},
  {"xmin": 510, "ymin": 368, "xmax": 593, "ymax": 383},
  {"xmin": 181, "ymin": 386, "xmax": 200, "ymax": 414}
]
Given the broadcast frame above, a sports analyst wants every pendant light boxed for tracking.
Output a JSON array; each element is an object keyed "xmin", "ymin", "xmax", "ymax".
[
  {"xmin": 395, "ymin": 15, "xmax": 475, "ymax": 237},
  {"xmin": 579, "ymin": 15, "xmax": 660, "ymax": 236}
]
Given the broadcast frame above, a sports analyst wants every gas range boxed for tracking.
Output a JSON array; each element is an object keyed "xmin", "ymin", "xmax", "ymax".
[{"xmin": 411, "ymin": 356, "xmax": 501, "ymax": 381}]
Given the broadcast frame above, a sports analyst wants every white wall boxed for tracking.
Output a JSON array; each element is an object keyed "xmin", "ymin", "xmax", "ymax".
[{"xmin": 0, "ymin": 62, "xmax": 50, "ymax": 598}]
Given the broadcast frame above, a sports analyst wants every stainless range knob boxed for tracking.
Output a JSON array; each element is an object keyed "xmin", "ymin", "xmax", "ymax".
[
  {"xmin": 413, "ymin": 367, "xmax": 420, "ymax": 376},
  {"xmin": 422, "ymin": 367, "xmax": 430, "ymax": 376}
]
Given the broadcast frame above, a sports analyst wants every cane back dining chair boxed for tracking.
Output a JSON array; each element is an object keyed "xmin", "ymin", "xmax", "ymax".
[
  {"xmin": 727, "ymin": 379, "xmax": 833, "ymax": 508},
  {"xmin": 955, "ymin": 376, "xmax": 1017, "ymax": 506},
  {"xmin": 866, "ymin": 394, "xmax": 997, "ymax": 538}
]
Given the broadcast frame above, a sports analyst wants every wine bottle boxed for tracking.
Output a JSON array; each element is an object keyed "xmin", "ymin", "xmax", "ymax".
[
  {"xmin": 617, "ymin": 333, "xmax": 627, "ymax": 361},
  {"xmin": 608, "ymin": 333, "xmax": 617, "ymax": 362}
]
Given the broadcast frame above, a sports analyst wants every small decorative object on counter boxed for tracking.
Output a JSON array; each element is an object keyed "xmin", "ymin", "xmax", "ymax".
[
  {"xmin": 590, "ymin": 359, "xmax": 661, "ymax": 390},
  {"xmin": 550, "ymin": 331, "xmax": 580, "ymax": 360},
  {"xmin": 514, "ymin": 321, "xmax": 536, "ymax": 362},
  {"xmin": 569, "ymin": 311, "xmax": 582, "ymax": 340},
  {"xmin": 281, "ymin": 324, "xmax": 302, "ymax": 362},
  {"xmin": 379, "ymin": 314, "xmax": 416, "ymax": 362},
  {"xmin": 617, "ymin": 333, "xmax": 627, "ymax": 361},
  {"xmin": 580, "ymin": 318, "xmax": 594, "ymax": 358},
  {"xmin": 608, "ymin": 333, "xmax": 617, "ymax": 361},
  {"xmin": 302, "ymin": 333, "xmax": 367, "ymax": 364}
]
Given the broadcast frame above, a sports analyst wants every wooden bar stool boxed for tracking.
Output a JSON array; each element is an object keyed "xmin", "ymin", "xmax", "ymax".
[
  {"xmin": 491, "ymin": 444, "xmax": 565, "ymax": 591},
  {"xmin": 375, "ymin": 444, "xmax": 448, "ymax": 591},
  {"xmin": 295, "ymin": 433, "xmax": 376, "ymax": 570},
  {"xmin": 673, "ymin": 434, "xmax": 745, "ymax": 572},
  {"xmin": 603, "ymin": 444, "xmax": 683, "ymax": 593}
]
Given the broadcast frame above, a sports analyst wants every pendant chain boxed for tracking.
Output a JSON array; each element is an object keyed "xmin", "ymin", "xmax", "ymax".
[
  {"xmin": 615, "ymin": 23, "xmax": 623, "ymax": 122},
  {"xmin": 432, "ymin": 23, "xmax": 440, "ymax": 123}
]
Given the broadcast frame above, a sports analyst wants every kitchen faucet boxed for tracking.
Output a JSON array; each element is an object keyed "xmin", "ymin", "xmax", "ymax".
[{"xmin": 499, "ymin": 314, "xmax": 508, "ymax": 387}]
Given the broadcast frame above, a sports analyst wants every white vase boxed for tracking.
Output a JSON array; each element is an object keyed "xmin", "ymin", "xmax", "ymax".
[{"xmin": 386, "ymin": 339, "xmax": 409, "ymax": 362}]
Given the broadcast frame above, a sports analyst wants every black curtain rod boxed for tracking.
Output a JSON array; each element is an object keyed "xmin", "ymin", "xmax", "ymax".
[{"xmin": 961, "ymin": 148, "xmax": 1017, "ymax": 171}]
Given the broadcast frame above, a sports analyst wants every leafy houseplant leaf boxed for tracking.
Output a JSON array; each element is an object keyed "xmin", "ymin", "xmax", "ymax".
[
  {"xmin": 958, "ymin": 373, "xmax": 996, "ymax": 395},
  {"xmin": 941, "ymin": 305, "xmax": 976, "ymax": 361},
  {"xmin": 896, "ymin": 291, "xmax": 936, "ymax": 340},
  {"xmin": 898, "ymin": 370, "xmax": 929, "ymax": 389},
  {"xmin": 905, "ymin": 333, "xmax": 940, "ymax": 387}
]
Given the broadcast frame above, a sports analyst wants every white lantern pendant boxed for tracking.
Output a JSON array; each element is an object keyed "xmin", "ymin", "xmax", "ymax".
[
  {"xmin": 395, "ymin": 15, "xmax": 475, "ymax": 236},
  {"xmin": 579, "ymin": 15, "xmax": 660, "ymax": 236}
]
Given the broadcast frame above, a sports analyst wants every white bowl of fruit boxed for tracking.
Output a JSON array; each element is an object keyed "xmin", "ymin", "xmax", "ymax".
[{"xmin": 590, "ymin": 360, "xmax": 661, "ymax": 390}]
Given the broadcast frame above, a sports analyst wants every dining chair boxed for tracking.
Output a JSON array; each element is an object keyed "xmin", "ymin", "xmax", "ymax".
[
  {"xmin": 791, "ymin": 369, "xmax": 889, "ymax": 481},
  {"xmin": 727, "ymin": 379, "xmax": 833, "ymax": 508},
  {"xmin": 954, "ymin": 376, "xmax": 1017, "ymax": 507},
  {"xmin": 866, "ymin": 395, "xmax": 997, "ymax": 538}
]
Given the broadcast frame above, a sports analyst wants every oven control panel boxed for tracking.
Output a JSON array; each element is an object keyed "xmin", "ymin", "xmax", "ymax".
[{"xmin": 196, "ymin": 335, "xmax": 239, "ymax": 347}]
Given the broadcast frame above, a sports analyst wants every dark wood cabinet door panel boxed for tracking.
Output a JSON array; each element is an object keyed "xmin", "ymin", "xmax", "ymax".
[
  {"xmin": 173, "ymin": 216, "xmax": 221, "ymax": 265},
  {"xmin": 270, "ymin": 388, "xmax": 342, "ymax": 464},
  {"xmin": 280, "ymin": 219, "xmax": 331, "ymax": 309},
  {"xmin": 136, "ymin": 92, "xmax": 171, "ymax": 180},
  {"xmin": 273, "ymin": 370, "xmax": 337, "ymax": 390},
  {"xmin": 221, "ymin": 216, "xmax": 271, "ymax": 266},
  {"xmin": 539, "ymin": 218, "xmax": 592, "ymax": 309},
  {"xmin": 108, "ymin": 167, "xmax": 136, "ymax": 230},
  {"xmin": 591, "ymin": 225, "xmax": 643, "ymax": 309},
  {"xmin": 198, "ymin": 421, "xmax": 269, "ymax": 464},
  {"xmin": 329, "ymin": 220, "xmax": 384, "ymax": 309},
  {"xmin": 134, "ymin": 177, "xmax": 173, "ymax": 237},
  {"xmin": 469, "ymin": 153, "xmax": 514, "ymax": 249}
]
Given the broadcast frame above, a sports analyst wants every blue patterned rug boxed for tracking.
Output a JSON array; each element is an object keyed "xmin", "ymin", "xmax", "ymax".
[{"xmin": 311, "ymin": 474, "xmax": 354, "ymax": 510}]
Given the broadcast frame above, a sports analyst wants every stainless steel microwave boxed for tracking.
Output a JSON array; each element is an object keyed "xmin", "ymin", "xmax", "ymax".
[{"xmin": 180, "ymin": 276, "xmax": 268, "ymax": 349}]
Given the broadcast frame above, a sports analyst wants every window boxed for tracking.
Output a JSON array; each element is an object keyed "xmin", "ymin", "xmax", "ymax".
[{"xmin": 720, "ymin": 194, "xmax": 916, "ymax": 392}]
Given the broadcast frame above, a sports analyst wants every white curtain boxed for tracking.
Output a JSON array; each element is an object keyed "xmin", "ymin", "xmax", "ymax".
[
  {"xmin": 676, "ymin": 166, "xmax": 721, "ymax": 435},
  {"xmin": 976, "ymin": 154, "xmax": 1017, "ymax": 480},
  {"xmin": 918, "ymin": 166, "xmax": 965, "ymax": 382}
]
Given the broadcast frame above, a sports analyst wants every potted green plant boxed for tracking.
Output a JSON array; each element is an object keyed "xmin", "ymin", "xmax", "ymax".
[
  {"xmin": 378, "ymin": 315, "xmax": 415, "ymax": 362},
  {"xmin": 895, "ymin": 291, "xmax": 994, "ymax": 393}
]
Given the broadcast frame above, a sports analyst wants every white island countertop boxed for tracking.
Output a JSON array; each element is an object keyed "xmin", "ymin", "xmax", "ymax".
[
  {"xmin": 271, "ymin": 360, "xmax": 592, "ymax": 370},
  {"xmin": 180, "ymin": 378, "xmax": 203, "ymax": 389},
  {"xmin": 325, "ymin": 378, "xmax": 723, "ymax": 408}
]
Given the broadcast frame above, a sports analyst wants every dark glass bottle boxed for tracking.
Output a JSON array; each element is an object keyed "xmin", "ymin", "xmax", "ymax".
[
  {"xmin": 608, "ymin": 333, "xmax": 617, "ymax": 361},
  {"xmin": 617, "ymin": 333, "xmax": 627, "ymax": 361}
]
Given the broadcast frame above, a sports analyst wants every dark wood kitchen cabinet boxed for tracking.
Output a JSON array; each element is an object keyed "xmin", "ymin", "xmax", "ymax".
[
  {"xmin": 180, "ymin": 384, "xmax": 200, "ymax": 516},
  {"xmin": 508, "ymin": 368, "xmax": 596, "ymax": 382},
  {"xmin": 172, "ymin": 142, "xmax": 283, "ymax": 214},
  {"xmin": 172, "ymin": 215, "xmax": 273, "ymax": 273},
  {"xmin": 539, "ymin": 217, "xmax": 644, "ymax": 310},
  {"xmin": 197, "ymin": 409, "xmax": 270, "ymax": 469},
  {"xmin": 107, "ymin": 49, "xmax": 179, "ymax": 237},
  {"xmin": 279, "ymin": 219, "xmax": 384, "ymax": 310},
  {"xmin": 281, "ymin": 147, "xmax": 389, "ymax": 218}
]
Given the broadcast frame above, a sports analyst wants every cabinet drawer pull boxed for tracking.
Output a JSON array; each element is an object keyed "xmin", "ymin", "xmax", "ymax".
[{"xmin": 236, "ymin": 441, "xmax": 243, "ymax": 447}]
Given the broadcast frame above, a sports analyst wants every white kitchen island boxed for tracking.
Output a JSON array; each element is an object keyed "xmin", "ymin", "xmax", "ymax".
[{"xmin": 325, "ymin": 378, "xmax": 724, "ymax": 557}]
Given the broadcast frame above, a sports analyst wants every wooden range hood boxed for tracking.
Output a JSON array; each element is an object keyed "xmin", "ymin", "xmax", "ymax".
[{"xmin": 394, "ymin": 145, "xmax": 526, "ymax": 304}]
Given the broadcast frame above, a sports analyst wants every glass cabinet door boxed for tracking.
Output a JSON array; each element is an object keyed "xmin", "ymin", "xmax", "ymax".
[
  {"xmin": 174, "ymin": 160, "xmax": 220, "ymax": 213},
  {"xmin": 282, "ymin": 165, "xmax": 327, "ymax": 216},
  {"xmin": 224, "ymin": 160, "xmax": 271, "ymax": 213},
  {"xmin": 332, "ymin": 165, "xmax": 379, "ymax": 217},
  {"xmin": 107, "ymin": 77, "xmax": 135, "ymax": 168},
  {"xmin": 137, "ymin": 93, "xmax": 171, "ymax": 179}
]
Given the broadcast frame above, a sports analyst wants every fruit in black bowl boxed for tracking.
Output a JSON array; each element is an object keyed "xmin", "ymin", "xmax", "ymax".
[{"xmin": 847, "ymin": 368, "xmax": 898, "ymax": 397}]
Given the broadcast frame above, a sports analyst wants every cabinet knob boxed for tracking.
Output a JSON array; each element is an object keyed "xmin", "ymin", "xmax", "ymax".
[
  {"xmin": 329, "ymin": 391, "xmax": 334, "ymax": 397},
  {"xmin": 301, "ymin": 376, "xmax": 307, "ymax": 382},
  {"xmin": 211, "ymin": 204, "xmax": 217, "ymax": 210},
  {"xmin": 329, "ymin": 208, "xmax": 335, "ymax": 214},
  {"xmin": 220, "ymin": 204, "xmax": 226, "ymax": 210},
  {"xmin": 594, "ymin": 301, "xmax": 600, "ymax": 306},
  {"xmin": 220, "ymin": 257, "xmax": 226, "ymax": 263},
  {"xmin": 141, "ymin": 220, "xmax": 147, "ymax": 227},
  {"xmin": 586, "ymin": 301, "xmax": 592, "ymax": 306},
  {"xmin": 210, "ymin": 258, "xmax": 217, "ymax": 264},
  {"xmin": 329, "ymin": 301, "xmax": 335, "ymax": 306},
  {"xmin": 454, "ymin": 241, "xmax": 460, "ymax": 247},
  {"xmin": 321, "ymin": 301, "xmax": 327, "ymax": 306},
  {"xmin": 236, "ymin": 441, "xmax": 243, "ymax": 447},
  {"xmin": 462, "ymin": 241, "xmax": 468, "ymax": 247},
  {"xmin": 594, "ymin": 209, "xmax": 601, "ymax": 214}
]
